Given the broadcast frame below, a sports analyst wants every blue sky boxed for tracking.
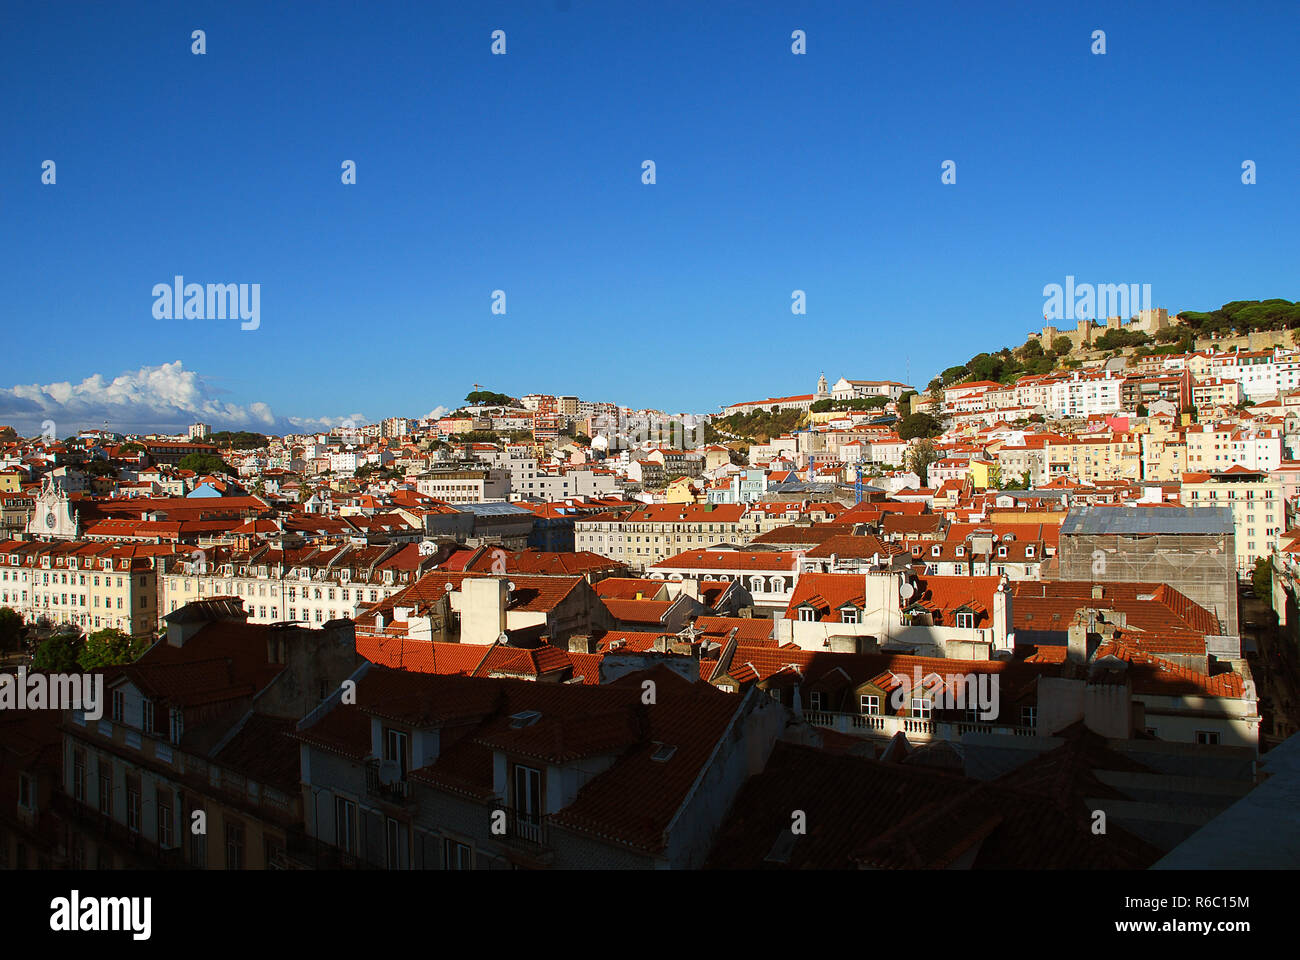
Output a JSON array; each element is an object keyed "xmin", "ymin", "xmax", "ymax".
[{"xmin": 1, "ymin": 0, "xmax": 1297, "ymax": 434}]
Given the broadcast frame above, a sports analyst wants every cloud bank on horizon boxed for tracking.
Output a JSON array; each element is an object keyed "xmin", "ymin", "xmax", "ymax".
[{"xmin": 0, "ymin": 361, "xmax": 447, "ymax": 437}]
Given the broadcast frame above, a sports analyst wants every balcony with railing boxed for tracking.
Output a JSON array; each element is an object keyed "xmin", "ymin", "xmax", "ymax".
[
  {"xmin": 365, "ymin": 759, "xmax": 414, "ymax": 806},
  {"xmin": 495, "ymin": 806, "xmax": 553, "ymax": 864},
  {"xmin": 802, "ymin": 709, "xmax": 1038, "ymax": 742}
]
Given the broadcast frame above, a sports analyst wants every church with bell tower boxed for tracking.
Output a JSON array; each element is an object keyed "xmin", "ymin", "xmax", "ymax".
[{"xmin": 27, "ymin": 476, "xmax": 81, "ymax": 540}]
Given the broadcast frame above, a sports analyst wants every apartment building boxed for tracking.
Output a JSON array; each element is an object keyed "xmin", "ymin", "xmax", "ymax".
[
  {"xmin": 992, "ymin": 438, "xmax": 1049, "ymax": 488},
  {"xmin": 1181, "ymin": 467, "xmax": 1285, "ymax": 574},
  {"xmin": 1047, "ymin": 371, "xmax": 1125, "ymax": 418},
  {"xmin": 1120, "ymin": 372, "xmax": 1191, "ymax": 413},
  {"xmin": 0, "ymin": 539, "xmax": 170, "ymax": 636},
  {"xmin": 1185, "ymin": 423, "xmax": 1283, "ymax": 472},
  {"xmin": 1193, "ymin": 377, "xmax": 1244, "ymax": 410},
  {"xmin": 648, "ymin": 549, "xmax": 802, "ymax": 616},
  {"xmin": 158, "ymin": 541, "xmax": 433, "ymax": 627},
  {"xmin": 292, "ymin": 666, "xmax": 786, "ymax": 869},
  {"xmin": 1043, "ymin": 434, "xmax": 1142, "ymax": 484},
  {"xmin": 575, "ymin": 503, "xmax": 756, "ymax": 571},
  {"xmin": 777, "ymin": 569, "xmax": 1014, "ymax": 658},
  {"xmin": 1139, "ymin": 420, "xmax": 1188, "ymax": 482},
  {"xmin": 415, "ymin": 467, "xmax": 510, "ymax": 504},
  {"xmin": 56, "ymin": 600, "xmax": 360, "ymax": 869}
]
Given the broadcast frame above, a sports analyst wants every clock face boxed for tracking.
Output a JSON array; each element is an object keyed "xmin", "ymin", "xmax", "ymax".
[{"xmin": 44, "ymin": 512, "xmax": 56, "ymax": 529}]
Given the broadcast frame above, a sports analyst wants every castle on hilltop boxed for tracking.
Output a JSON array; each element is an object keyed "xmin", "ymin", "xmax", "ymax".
[{"xmin": 1034, "ymin": 307, "xmax": 1170, "ymax": 352}]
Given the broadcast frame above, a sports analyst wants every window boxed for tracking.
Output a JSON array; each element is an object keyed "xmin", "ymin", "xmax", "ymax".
[
  {"xmin": 126, "ymin": 776, "xmax": 141, "ymax": 832},
  {"xmin": 111, "ymin": 690, "xmax": 124, "ymax": 722},
  {"xmin": 190, "ymin": 806, "xmax": 207, "ymax": 867},
  {"xmin": 142, "ymin": 699, "xmax": 155, "ymax": 734},
  {"xmin": 157, "ymin": 789, "xmax": 173, "ymax": 847},
  {"xmin": 798, "ymin": 607, "xmax": 816, "ymax": 622},
  {"xmin": 170, "ymin": 709, "xmax": 184, "ymax": 745},
  {"xmin": 97, "ymin": 758, "xmax": 112, "ymax": 815},
  {"xmin": 1195, "ymin": 730, "xmax": 1220, "ymax": 745},
  {"xmin": 225, "ymin": 819, "xmax": 244, "ymax": 869},
  {"xmin": 859, "ymin": 695, "xmax": 879, "ymax": 715},
  {"xmin": 910, "ymin": 698, "xmax": 932, "ymax": 720},
  {"xmin": 72, "ymin": 749, "xmax": 86, "ymax": 802},
  {"xmin": 509, "ymin": 759, "xmax": 540, "ymax": 827},
  {"xmin": 1020, "ymin": 706, "xmax": 1037, "ymax": 728},
  {"xmin": 386, "ymin": 817, "xmax": 402, "ymax": 869},
  {"xmin": 443, "ymin": 838, "xmax": 473, "ymax": 870},
  {"xmin": 955, "ymin": 611, "xmax": 975, "ymax": 629},
  {"xmin": 18, "ymin": 773, "xmax": 32, "ymax": 810},
  {"xmin": 384, "ymin": 728, "xmax": 409, "ymax": 778},
  {"xmin": 808, "ymin": 691, "xmax": 824, "ymax": 711},
  {"xmin": 335, "ymin": 797, "xmax": 357, "ymax": 854}
]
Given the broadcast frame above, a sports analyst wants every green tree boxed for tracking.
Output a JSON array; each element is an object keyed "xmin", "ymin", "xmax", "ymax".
[
  {"xmin": 32, "ymin": 632, "xmax": 84, "ymax": 672},
  {"xmin": 82, "ymin": 460, "xmax": 119, "ymax": 478},
  {"xmin": 208, "ymin": 431, "xmax": 269, "ymax": 450},
  {"xmin": 1000, "ymin": 471, "xmax": 1030, "ymax": 490},
  {"xmin": 1252, "ymin": 556, "xmax": 1273, "ymax": 600},
  {"xmin": 1052, "ymin": 336, "xmax": 1073, "ymax": 355},
  {"xmin": 0, "ymin": 607, "xmax": 25, "ymax": 654},
  {"xmin": 897, "ymin": 412, "xmax": 943, "ymax": 441},
  {"xmin": 178, "ymin": 452, "xmax": 233, "ymax": 475},
  {"xmin": 905, "ymin": 438, "xmax": 939, "ymax": 486},
  {"xmin": 78, "ymin": 628, "xmax": 150, "ymax": 670},
  {"xmin": 1094, "ymin": 328, "xmax": 1151, "ymax": 351},
  {"xmin": 464, "ymin": 390, "xmax": 515, "ymax": 407}
]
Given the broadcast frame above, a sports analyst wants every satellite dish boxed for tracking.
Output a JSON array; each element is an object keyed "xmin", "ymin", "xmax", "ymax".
[
  {"xmin": 444, "ymin": 582, "xmax": 454, "ymax": 593},
  {"xmin": 900, "ymin": 581, "xmax": 916, "ymax": 600}
]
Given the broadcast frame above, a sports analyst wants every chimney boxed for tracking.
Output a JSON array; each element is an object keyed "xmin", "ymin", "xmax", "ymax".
[
  {"xmin": 1067, "ymin": 610, "xmax": 1093, "ymax": 664},
  {"xmin": 993, "ymin": 576, "xmax": 1011, "ymax": 652},
  {"xmin": 567, "ymin": 634, "xmax": 594, "ymax": 654}
]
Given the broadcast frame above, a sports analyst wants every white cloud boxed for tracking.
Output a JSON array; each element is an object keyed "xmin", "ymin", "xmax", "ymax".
[
  {"xmin": 0, "ymin": 362, "xmax": 348, "ymax": 437},
  {"xmin": 424, "ymin": 406, "xmax": 450, "ymax": 420}
]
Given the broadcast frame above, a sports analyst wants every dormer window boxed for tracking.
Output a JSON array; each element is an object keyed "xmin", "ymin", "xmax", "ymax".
[
  {"xmin": 998, "ymin": 546, "xmax": 1007, "ymax": 557},
  {"xmin": 955, "ymin": 546, "xmax": 965, "ymax": 557},
  {"xmin": 931, "ymin": 545, "xmax": 941, "ymax": 557},
  {"xmin": 383, "ymin": 728, "xmax": 409, "ymax": 779},
  {"xmin": 1025, "ymin": 545, "xmax": 1036, "ymax": 558},
  {"xmin": 798, "ymin": 607, "xmax": 816, "ymax": 622},
  {"xmin": 955, "ymin": 611, "xmax": 975, "ymax": 629}
]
